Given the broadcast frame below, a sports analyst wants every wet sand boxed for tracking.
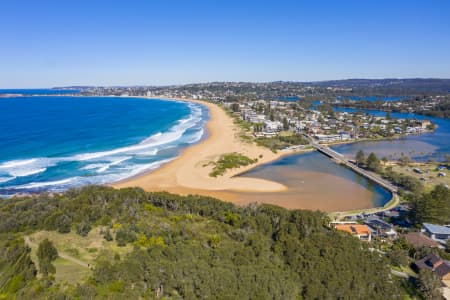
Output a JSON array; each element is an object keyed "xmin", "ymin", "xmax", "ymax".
[
  {"xmin": 221, "ymin": 152, "xmax": 392, "ymax": 212},
  {"xmin": 113, "ymin": 98, "xmax": 389, "ymax": 212},
  {"xmin": 113, "ymin": 98, "xmax": 298, "ymax": 194}
]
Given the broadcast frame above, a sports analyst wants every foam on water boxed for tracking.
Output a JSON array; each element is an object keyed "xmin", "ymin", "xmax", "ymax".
[
  {"xmin": 0, "ymin": 99, "xmax": 208, "ymax": 194},
  {"xmin": 0, "ymin": 176, "xmax": 15, "ymax": 184},
  {"xmin": 0, "ymin": 159, "xmax": 38, "ymax": 169},
  {"xmin": 9, "ymin": 178, "xmax": 79, "ymax": 189},
  {"xmin": 97, "ymin": 156, "xmax": 132, "ymax": 173},
  {"xmin": 8, "ymin": 168, "xmax": 47, "ymax": 177}
]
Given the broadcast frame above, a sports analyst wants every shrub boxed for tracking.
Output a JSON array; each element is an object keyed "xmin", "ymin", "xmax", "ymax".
[
  {"xmin": 209, "ymin": 153, "xmax": 257, "ymax": 177},
  {"xmin": 76, "ymin": 221, "xmax": 91, "ymax": 237}
]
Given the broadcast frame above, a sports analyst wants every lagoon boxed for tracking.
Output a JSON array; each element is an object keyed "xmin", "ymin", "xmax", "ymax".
[{"xmin": 332, "ymin": 108, "xmax": 450, "ymax": 162}]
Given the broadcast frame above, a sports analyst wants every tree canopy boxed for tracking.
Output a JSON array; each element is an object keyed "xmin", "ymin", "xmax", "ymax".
[{"xmin": 0, "ymin": 186, "xmax": 402, "ymax": 299}]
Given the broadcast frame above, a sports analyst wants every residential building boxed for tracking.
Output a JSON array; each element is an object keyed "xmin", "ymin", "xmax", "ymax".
[
  {"xmin": 335, "ymin": 224, "xmax": 372, "ymax": 242},
  {"xmin": 415, "ymin": 253, "xmax": 450, "ymax": 280},
  {"xmin": 422, "ymin": 223, "xmax": 450, "ymax": 245},
  {"xmin": 404, "ymin": 232, "xmax": 440, "ymax": 249},
  {"xmin": 364, "ymin": 216, "xmax": 397, "ymax": 239}
]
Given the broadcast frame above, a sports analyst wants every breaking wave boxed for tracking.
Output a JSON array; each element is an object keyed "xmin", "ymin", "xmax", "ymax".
[{"xmin": 0, "ymin": 101, "xmax": 207, "ymax": 194}]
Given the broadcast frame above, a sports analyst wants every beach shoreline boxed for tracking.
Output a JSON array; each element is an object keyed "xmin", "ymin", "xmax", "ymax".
[
  {"xmin": 110, "ymin": 96, "xmax": 415, "ymax": 212},
  {"xmin": 112, "ymin": 97, "xmax": 307, "ymax": 199}
]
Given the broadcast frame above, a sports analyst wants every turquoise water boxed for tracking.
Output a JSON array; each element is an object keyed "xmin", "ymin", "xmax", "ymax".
[{"xmin": 0, "ymin": 96, "xmax": 207, "ymax": 195}]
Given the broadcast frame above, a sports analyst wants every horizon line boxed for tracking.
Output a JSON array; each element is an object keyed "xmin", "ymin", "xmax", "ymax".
[{"xmin": 2, "ymin": 77, "xmax": 450, "ymax": 89}]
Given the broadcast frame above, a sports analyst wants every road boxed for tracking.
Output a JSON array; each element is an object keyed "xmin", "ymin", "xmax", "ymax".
[{"xmin": 309, "ymin": 140, "xmax": 398, "ymax": 193}]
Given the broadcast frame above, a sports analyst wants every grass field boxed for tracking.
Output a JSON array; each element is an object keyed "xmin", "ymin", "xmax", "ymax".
[
  {"xmin": 26, "ymin": 227, "xmax": 133, "ymax": 284},
  {"xmin": 390, "ymin": 162, "xmax": 449, "ymax": 191}
]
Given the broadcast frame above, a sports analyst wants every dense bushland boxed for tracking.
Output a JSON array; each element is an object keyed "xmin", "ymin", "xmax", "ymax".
[{"xmin": 0, "ymin": 186, "xmax": 401, "ymax": 299}]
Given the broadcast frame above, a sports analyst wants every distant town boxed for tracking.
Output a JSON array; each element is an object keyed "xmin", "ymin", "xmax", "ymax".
[{"xmin": 56, "ymin": 80, "xmax": 446, "ymax": 148}]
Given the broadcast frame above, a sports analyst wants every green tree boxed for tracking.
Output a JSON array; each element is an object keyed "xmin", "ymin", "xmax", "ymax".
[
  {"xmin": 409, "ymin": 184, "xmax": 450, "ymax": 225},
  {"xmin": 366, "ymin": 152, "xmax": 381, "ymax": 172},
  {"xmin": 418, "ymin": 269, "xmax": 443, "ymax": 300},
  {"xmin": 230, "ymin": 102, "xmax": 240, "ymax": 112},
  {"xmin": 55, "ymin": 214, "xmax": 71, "ymax": 233},
  {"xmin": 355, "ymin": 150, "xmax": 366, "ymax": 167},
  {"xmin": 398, "ymin": 154, "xmax": 411, "ymax": 167},
  {"xmin": 103, "ymin": 228, "xmax": 113, "ymax": 241},
  {"xmin": 76, "ymin": 221, "xmax": 91, "ymax": 237},
  {"xmin": 282, "ymin": 117, "xmax": 289, "ymax": 131},
  {"xmin": 387, "ymin": 249, "xmax": 408, "ymax": 267},
  {"xmin": 36, "ymin": 239, "xmax": 58, "ymax": 277}
]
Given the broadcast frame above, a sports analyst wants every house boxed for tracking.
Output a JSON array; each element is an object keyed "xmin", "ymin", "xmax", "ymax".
[
  {"xmin": 335, "ymin": 224, "xmax": 372, "ymax": 241},
  {"xmin": 404, "ymin": 232, "xmax": 440, "ymax": 249},
  {"xmin": 339, "ymin": 132, "xmax": 352, "ymax": 140},
  {"xmin": 422, "ymin": 223, "xmax": 450, "ymax": 245},
  {"xmin": 418, "ymin": 120, "xmax": 431, "ymax": 129},
  {"xmin": 414, "ymin": 253, "xmax": 450, "ymax": 280},
  {"xmin": 264, "ymin": 120, "xmax": 282, "ymax": 132},
  {"xmin": 364, "ymin": 216, "xmax": 397, "ymax": 239},
  {"xmin": 314, "ymin": 134, "xmax": 341, "ymax": 143}
]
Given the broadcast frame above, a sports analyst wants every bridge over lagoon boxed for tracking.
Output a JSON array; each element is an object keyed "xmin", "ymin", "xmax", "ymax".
[{"xmin": 304, "ymin": 136, "xmax": 400, "ymax": 219}]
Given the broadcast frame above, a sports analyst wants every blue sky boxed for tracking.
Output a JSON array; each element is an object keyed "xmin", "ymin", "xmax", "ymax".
[{"xmin": 1, "ymin": 0, "xmax": 450, "ymax": 87}]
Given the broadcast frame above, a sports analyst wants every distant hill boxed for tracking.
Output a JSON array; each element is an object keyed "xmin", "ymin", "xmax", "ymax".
[{"xmin": 304, "ymin": 78, "xmax": 450, "ymax": 94}]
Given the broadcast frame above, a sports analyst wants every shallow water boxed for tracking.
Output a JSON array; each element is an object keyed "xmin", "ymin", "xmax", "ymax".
[
  {"xmin": 227, "ymin": 152, "xmax": 392, "ymax": 212},
  {"xmin": 332, "ymin": 108, "xmax": 450, "ymax": 162},
  {"xmin": 229, "ymin": 109, "xmax": 449, "ymax": 211}
]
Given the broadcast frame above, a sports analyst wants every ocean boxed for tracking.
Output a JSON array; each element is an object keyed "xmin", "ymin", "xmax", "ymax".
[
  {"xmin": 0, "ymin": 89, "xmax": 80, "ymax": 95},
  {"xmin": 0, "ymin": 95, "xmax": 207, "ymax": 195}
]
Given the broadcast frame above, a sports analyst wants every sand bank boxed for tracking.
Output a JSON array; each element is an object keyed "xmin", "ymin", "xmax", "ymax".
[{"xmin": 112, "ymin": 98, "xmax": 302, "ymax": 197}]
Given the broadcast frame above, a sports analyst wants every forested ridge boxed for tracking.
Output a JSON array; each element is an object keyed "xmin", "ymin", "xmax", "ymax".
[{"xmin": 0, "ymin": 186, "xmax": 402, "ymax": 299}]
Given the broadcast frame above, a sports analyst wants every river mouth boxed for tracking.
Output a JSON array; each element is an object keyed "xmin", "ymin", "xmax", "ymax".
[
  {"xmin": 222, "ymin": 151, "xmax": 392, "ymax": 212},
  {"xmin": 225, "ymin": 108, "xmax": 449, "ymax": 212}
]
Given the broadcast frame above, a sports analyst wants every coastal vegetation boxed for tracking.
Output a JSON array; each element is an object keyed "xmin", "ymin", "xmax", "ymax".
[
  {"xmin": 221, "ymin": 103, "xmax": 254, "ymax": 144},
  {"xmin": 355, "ymin": 150, "xmax": 424, "ymax": 194},
  {"xmin": 381, "ymin": 236, "xmax": 448, "ymax": 300},
  {"xmin": 355, "ymin": 150, "xmax": 382, "ymax": 172},
  {"xmin": 354, "ymin": 150, "xmax": 449, "ymax": 226},
  {"xmin": 207, "ymin": 152, "xmax": 257, "ymax": 177},
  {"xmin": 88, "ymin": 79, "xmax": 450, "ymax": 100},
  {"xmin": 0, "ymin": 186, "xmax": 404, "ymax": 299},
  {"xmin": 334, "ymin": 96, "xmax": 450, "ymax": 119},
  {"xmin": 408, "ymin": 184, "xmax": 450, "ymax": 226},
  {"xmin": 255, "ymin": 133, "xmax": 309, "ymax": 152},
  {"xmin": 390, "ymin": 162, "xmax": 450, "ymax": 191}
]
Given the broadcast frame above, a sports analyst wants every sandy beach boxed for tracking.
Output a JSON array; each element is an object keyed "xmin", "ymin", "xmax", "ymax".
[{"xmin": 112, "ymin": 98, "xmax": 300, "ymax": 199}]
